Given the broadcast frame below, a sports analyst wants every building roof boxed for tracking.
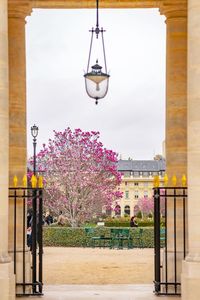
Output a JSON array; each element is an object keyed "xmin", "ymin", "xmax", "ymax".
[{"xmin": 117, "ymin": 159, "xmax": 166, "ymax": 172}]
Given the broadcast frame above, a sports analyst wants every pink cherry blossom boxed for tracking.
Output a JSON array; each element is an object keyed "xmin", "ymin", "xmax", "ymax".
[{"xmin": 29, "ymin": 128, "xmax": 122, "ymax": 227}]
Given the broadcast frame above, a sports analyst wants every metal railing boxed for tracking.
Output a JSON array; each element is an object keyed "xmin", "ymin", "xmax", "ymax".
[
  {"xmin": 9, "ymin": 187, "xmax": 43, "ymax": 296},
  {"xmin": 153, "ymin": 186, "xmax": 187, "ymax": 295}
]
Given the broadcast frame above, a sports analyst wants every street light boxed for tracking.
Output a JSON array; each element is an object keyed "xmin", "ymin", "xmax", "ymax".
[
  {"xmin": 84, "ymin": 0, "xmax": 110, "ymax": 105},
  {"xmin": 31, "ymin": 124, "xmax": 39, "ymax": 176}
]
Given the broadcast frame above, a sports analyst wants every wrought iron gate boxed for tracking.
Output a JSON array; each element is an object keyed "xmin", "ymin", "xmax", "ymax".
[
  {"xmin": 9, "ymin": 186, "xmax": 43, "ymax": 296},
  {"xmin": 153, "ymin": 186, "xmax": 187, "ymax": 295}
]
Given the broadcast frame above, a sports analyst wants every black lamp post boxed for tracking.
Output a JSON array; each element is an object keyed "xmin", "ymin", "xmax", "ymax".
[
  {"xmin": 30, "ymin": 124, "xmax": 39, "ymax": 293},
  {"xmin": 31, "ymin": 124, "xmax": 39, "ymax": 176},
  {"xmin": 84, "ymin": 0, "xmax": 110, "ymax": 105}
]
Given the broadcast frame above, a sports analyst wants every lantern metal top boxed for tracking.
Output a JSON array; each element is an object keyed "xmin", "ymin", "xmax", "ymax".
[
  {"xmin": 31, "ymin": 124, "xmax": 39, "ymax": 138},
  {"xmin": 84, "ymin": 60, "xmax": 110, "ymax": 84}
]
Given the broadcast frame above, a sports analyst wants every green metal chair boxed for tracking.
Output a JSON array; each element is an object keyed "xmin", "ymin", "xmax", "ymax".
[
  {"xmin": 84, "ymin": 227, "xmax": 110, "ymax": 248},
  {"xmin": 133, "ymin": 228, "xmax": 144, "ymax": 248},
  {"xmin": 84, "ymin": 227, "xmax": 100, "ymax": 247},
  {"xmin": 110, "ymin": 228, "xmax": 119, "ymax": 249},
  {"xmin": 160, "ymin": 227, "xmax": 166, "ymax": 247},
  {"xmin": 120, "ymin": 228, "xmax": 133, "ymax": 249},
  {"xmin": 110, "ymin": 228, "xmax": 133, "ymax": 249}
]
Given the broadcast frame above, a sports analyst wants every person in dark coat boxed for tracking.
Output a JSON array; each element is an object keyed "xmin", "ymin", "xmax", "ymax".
[
  {"xmin": 130, "ymin": 216, "xmax": 138, "ymax": 227},
  {"xmin": 45, "ymin": 212, "xmax": 53, "ymax": 225}
]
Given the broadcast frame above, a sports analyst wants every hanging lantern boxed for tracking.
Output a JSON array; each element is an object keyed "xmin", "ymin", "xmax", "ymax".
[{"xmin": 84, "ymin": 0, "xmax": 110, "ymax": 105}]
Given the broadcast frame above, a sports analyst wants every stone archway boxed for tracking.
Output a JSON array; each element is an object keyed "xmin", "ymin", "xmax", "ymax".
[
  {"xmin": 2, "ymin": 1, "xmax": 196, "ymax": 299},
  {"xmin": 9, "ymin": 0, "xmax": 187, "ymax": 290}
]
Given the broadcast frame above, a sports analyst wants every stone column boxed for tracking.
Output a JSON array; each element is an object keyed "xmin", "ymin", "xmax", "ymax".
[
  {"xmin": 182, "ymin": 1, "xmax": 200, "ymax": 299},
  {"xmin": 159, "ymin": 3, "xmax": 187, "ymax": 293},
  {"xmin": 163, "ymin": 5, "xmax": 187, "ymax": 179},
  {"xmin": 8, "ymin": 1, "xmax": 32, "ymax": 293},
  {"xmin": 0, "ymin": 0, "xmax": 15, "ymax": 299},
  {"xmin": 8, "ymin": 1, "xmax": 31, "ymax": 182}
]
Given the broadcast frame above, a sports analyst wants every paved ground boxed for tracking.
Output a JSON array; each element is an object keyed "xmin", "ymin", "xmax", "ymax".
[
  {"xmin": 43, "ymin": 247, "xmax": 154, "ymax": 284},
  {"xmin": 20, "ymin": 284, "xmax": 180, "ymax": 300},
  {"xmin": 16, "ymin": 247, "xmax": 181, "ymax": 299}
]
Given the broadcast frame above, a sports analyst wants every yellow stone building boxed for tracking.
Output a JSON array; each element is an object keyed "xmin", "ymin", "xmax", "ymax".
[
  {"xmin": 117, "ymin": 158, "xmax": 165, "ymax": 217},
  {"xmin": 1, "ymin": 0, "xmax": 200, "ymax": 299}
]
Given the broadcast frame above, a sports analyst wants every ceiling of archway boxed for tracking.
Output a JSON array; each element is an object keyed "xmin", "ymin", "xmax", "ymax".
[
  {"xmin": 9, "ymin": 0, "xmax": 187, "ymax": 11},
  {"xmin": 33, "ymin": 0, "xmax": 160, "ymax": 9}
]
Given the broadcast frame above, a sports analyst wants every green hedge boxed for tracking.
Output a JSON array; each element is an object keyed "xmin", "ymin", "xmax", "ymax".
[
  {"xmin": 104, "ymin": 221, "xmax": 154, "ymax": 227},
  {"xmin": 104, "ymin": 218, "xmax": 165, "ymax": 228},
  {"xmin": 43, "ymin": 226, "xmax": 155, "ymax": 248}
]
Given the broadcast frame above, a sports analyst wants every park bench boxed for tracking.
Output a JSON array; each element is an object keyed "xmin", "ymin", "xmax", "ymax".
[
  {"xmin": 110, "ymin": 228, "xmax": 133, "ymax": 249},
  {"xmin": 84, "ymin": 227, "xmax": 111, "ymax": 248},
  {"xmin": 132, "ymin": 228, "xmax": 144, "ymax": 248}
]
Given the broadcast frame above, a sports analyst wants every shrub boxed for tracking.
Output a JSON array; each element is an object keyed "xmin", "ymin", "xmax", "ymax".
[
  {"xmin": 43, "ymin": 226, "xmax": 155, "ymax": 248},
  {"xmin": 104, "ymin": 217, "xmax": 154, "ymax": 227},
  {"xmin": 136, "ymin": 211, "xmax": 142, "ymax": 219}
]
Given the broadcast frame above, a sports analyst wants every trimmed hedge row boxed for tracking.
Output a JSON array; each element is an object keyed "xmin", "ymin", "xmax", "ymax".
[
  {"xmin": 43, "ymin": 226, "xmax": 155, "ymax": 248},
  {"xmin": 104, "ymin": 217, "xmax": 165, "ymax": 228},
  {"xmin": 104, "ymin": 220, "xmax": 154, "ymax": 227}
]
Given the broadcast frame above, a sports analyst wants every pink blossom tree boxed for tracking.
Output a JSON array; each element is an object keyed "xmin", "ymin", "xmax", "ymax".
[
  {"xmin": 33, "ymin": 128, "xmax": 122, "ymax": 227},
  {"xmin": 137, "ymin": 196, "xmax": 154, "ymax": 218}
]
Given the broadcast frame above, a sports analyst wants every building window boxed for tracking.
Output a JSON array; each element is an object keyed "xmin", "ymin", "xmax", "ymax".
[
  {"xmin": 125, "ymin": 191, "xmax": 129, "ymax": 199},
  {"xmin": 105, "ymin": 207, "xmax": 112, "ymax": 216},
  {"xmin": 133, "ymin": 171, "xmax": 139, "ymax": 177},
  {"xmin": 134, "ymin": 205, "xmax": 140, "ymax": 215},
  {"xmin": 115, "ymin": 205, "xmax": 121, "ymax": 216},
  {"xmin": 134, "ymin": 190, "xmax": 139, "ymax": 199},
  {"xmin": 125, "ymin": 181, "xmax": 128, "ymax": 186},
  {"xmin": 124, "ymin": 171, "xmax": 131, "ymax": 177},
  {"xmin": 134, "ymin": 182, "xmax": 139, "ymax": 186},
  {"xmin": 124, "ymin": 205, "xmax": 130, "ymax": 216}
]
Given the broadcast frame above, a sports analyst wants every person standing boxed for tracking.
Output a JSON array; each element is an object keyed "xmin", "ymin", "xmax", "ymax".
[{"xmin": 57, "ymin": 211, "xmax": 65, "ymax": 226}]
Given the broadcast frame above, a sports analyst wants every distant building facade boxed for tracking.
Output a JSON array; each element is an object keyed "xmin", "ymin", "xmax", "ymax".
[{"xmin": 115, "ymin": 158, "xmax": 166, "ymax": 217}]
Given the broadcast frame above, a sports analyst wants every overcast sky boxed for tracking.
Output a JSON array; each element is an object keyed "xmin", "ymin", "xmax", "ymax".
[{"xmin": 26, "ymin": 8, "xmax": 166, "ymax": 160}]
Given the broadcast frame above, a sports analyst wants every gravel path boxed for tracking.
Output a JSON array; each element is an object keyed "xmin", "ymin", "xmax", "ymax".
[{"xmin": 43, "ymin": 247, "xmax": 154, "ymax": 284}]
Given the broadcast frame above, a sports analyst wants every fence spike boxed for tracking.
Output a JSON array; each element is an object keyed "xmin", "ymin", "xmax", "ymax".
[
  {"xmin": 22, "ymin": 175, "xmax": 27, "ymax": 187},
  {"xmin": 172, "ymin": 175, "xmax": 177, "ymax": 187},
  {"xmin": 38, "ymin": 176, "xmax": 43, "ymax": 188},
  {"xmin": 164, "ymin": 174, "xmax": 168, "ymax": 187},
  {"xmin": 182, "ymin": 174, "xmax": 187, "ymax": 187},
  {"xmin": 31, "ymin": 175, "xmax": 37, "ymax": 188},
  {"xmin": 13, "ymin": 175, "xmax": 18, "ymax": 187},
  {"xmin": 153, "ymin": 175, "xmax": 160, "ymax": 188}
]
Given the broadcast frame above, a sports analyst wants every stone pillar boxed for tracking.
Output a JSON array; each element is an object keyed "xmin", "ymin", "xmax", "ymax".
[
  {"xmin": 182, "ymin": 1, "xmax": 200, "ymax": 299},
  {"xmin": 163, "ymin": 5, "xmax": 187, "ymax": 179},
  {"xmin": 0, "ymin": 0, "xmax": 15, "ymax": 299},
  {"xmin": 8, "ymin": 1, "xmax": 32, "ymax": 293},
  {"xmin": 159, "ymin": 3, "xmax": 187, "ymax": 293},
  {"xmin": 8, "ymin": 1, "xmax": 31, "ymax": 182}
]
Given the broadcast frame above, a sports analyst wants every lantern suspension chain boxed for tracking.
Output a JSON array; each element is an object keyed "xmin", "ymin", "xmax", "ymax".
[
  {"xmin": 96, "ymin": 0, "xmax": 99, "ymax": 35},
  {"xmin": 101, "ymin": 30, "xmax": 107, "ymax": 73},
  {"xmin": 87, "ymin": 30, "xmax": 94, "ymax": 73}
]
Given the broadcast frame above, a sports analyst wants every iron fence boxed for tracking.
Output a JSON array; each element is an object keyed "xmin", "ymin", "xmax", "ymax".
[
  {"xmin": 153, "ymin": 186, "xmax": 187, "ymax": 295},
  {"xmin": 9, "ymin": 187, "xmax": 43, "ymax": 296}
]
